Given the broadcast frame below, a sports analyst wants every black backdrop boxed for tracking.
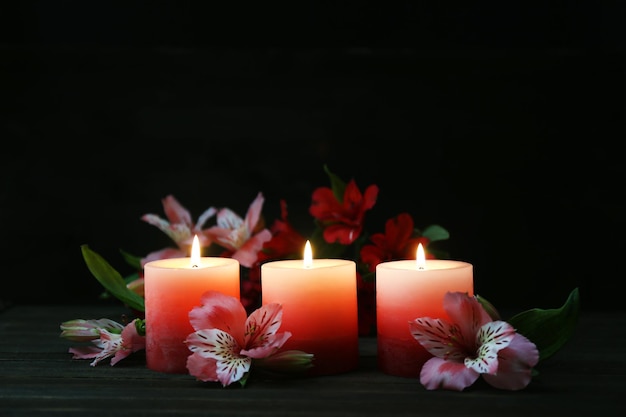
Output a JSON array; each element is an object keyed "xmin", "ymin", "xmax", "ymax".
[{"xmin": 1, "ymin": 3, "xmax": 624, "ymax": 312}]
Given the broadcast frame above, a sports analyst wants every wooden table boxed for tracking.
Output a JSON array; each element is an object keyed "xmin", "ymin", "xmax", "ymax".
[{"xmin": 1, "ymin": 304, "xmax": 624, "ymax": 416}]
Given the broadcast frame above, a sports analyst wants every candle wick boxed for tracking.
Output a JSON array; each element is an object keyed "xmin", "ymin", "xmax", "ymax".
[
  {"xmin": 417, "ymin": 265, "xmax": 425, "ymax": 270},
  {"xmin": 192, "ymin": 264, "xmax": 198, "ymax": 268}
]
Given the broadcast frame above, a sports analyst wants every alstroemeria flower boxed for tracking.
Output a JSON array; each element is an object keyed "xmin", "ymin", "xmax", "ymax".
[
  {"xmin": 360, "ymin": 212, "xmax": 433, "ymax": 272},
  {"xmin": 140, "ymin": 194, "xmax": 217, "ymax": 266},
  {"xmin": 309, "ymin": 179, "xmax": 378, "ymax": 245},
  {"xmin": 63, "ymin": 318, "xmax": 146, "ymax": 366},
  {"xmin": 60, "ymin": 318, "xmax": 124, "ymax": 341},
  {"xmin": 203, "ymin": 192, "xmax": 272, "ymax": 268},
  {"xmin": 409, "ymin": 292, "xmax": 539, "ymax": 391},
  {"xmin": 185, "ymin": 290, "xmax": 313, "ymax": 387}
]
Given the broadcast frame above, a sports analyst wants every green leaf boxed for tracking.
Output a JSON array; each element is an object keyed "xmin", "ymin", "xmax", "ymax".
[
  {"xmin": 120, "ymin": 249, "xmax": 143, "ymax": 270},
  {"xmin": 323, "ymin": 164, "xmax": 346, "ymax": 203},
  {"xmin": 81, "ymin": 245, "xmax": 145, "ymax": 312},
  {"xmin": 508, "ymin": 287, "xmax": 580, "ymax": 362},
  {"xmin": 135, "ymin": 319, "xmax": 146, "ymax": 336},
  {"xmin": 421, "ymin": 224, "xmax": 450, "ymax": 242},
  {"xmin": 123, "ymin": 272, "xmax": 141, "ymax": 285}
]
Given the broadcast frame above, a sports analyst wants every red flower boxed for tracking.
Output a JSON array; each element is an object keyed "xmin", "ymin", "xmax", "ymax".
[
  {"xmin": 258, "ymin": 200, "xmax": 307, "ymax": 263},
  {"xmin": 360, "ymin": 212, "xmax": 433, "ymax": 272},
  {"xmin": 309, "ymin": 179, "xmax": 379, "ymax": 245}
]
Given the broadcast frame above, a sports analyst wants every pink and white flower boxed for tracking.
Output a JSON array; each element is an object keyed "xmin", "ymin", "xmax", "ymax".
[
  {"xmin": 185, "ymin": 290, "xmax": 312, "ymax": 387},
  {"xmin": 203, "ymin": 192, "xmax": 272, "ymax": 268},
  {"xmin": 409, "ymin": 291, "xmax": 539, "ymax": 391},
  {"xmin": 140, "ymin": 194, "xmax": 217, "ymax": 265},
  {"xmin": 60, "ymin": 318, "xmax": 124, "ymax": 341},
  {"xmin": 62, "ymin": 318, "xmax": 146, "ymax": 366}
]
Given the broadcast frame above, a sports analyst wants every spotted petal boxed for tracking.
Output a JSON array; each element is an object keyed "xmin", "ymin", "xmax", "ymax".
[
  {"xmin": 242, "ymin": 303, "xmax": 292, "ymax": 359},
  {"xmin": 464, "ymin": 321, "xmax": 515, "ymax": 375},
  {"xmin": 185, "ymin": 328, "xmax": 250, "ymax": 386},
  {"xmin": 482, "ymin": 333, "xmax": 539, "ymax": 390},
  {"xmin": 408, "ymin": 317, "xmax": 467, "ymax": 361},
  {"xmin": 443, "ymin": 291, "xmax": 492, "ymax": 347},
  {"xmin": 86, "ymin": 329, "xmax": 124, "ymax": 366},
  {"xmin": 243, "ymin": 303, "xmax": 283, "ymax": 349}
]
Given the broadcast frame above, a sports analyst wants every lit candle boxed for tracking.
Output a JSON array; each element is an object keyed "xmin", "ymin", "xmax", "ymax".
[
  {"xmin": 144, "ymin": 235, "xmax": 240, "ymax": 374},
  {"xmin": 261, "ymin": 241, "xmax": 358, "ymax": 376},
  {"xmin": 376, "ymin": 243, "xmax": 473, "ymax": 377}
]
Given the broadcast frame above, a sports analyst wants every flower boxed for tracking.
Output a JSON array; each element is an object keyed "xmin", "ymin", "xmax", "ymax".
[
  {"xmin": 140, "ymin": 194, "xmax": 217, "ymax": 265},
  {"xmin": 67, "ymin": 164, "xmax": 579, "ymax": 391},
  {"xmin": 61, "ymin": 318, "xmax": 146, "ymax": 366},
  {"xmin": 77, "ymin": 165, "xmax": 453, "ymax": 334},
  {"xmin": 185, "ymin": 290, "xmax": 313, "ymax": 387},
  {"xmin": 202, "ymin": 191, "xmax": 273, "ymax": 268},
  {"xmin": 359, "ymin": 212, "xmax": 435, "ymax": 270},
  {"xmin": 408, "ymin": 291, "xmax": 540, "ymax": 391},
  {"xmin": 309, "ymin": 178, "xmax": 379, "ymax": 245},
  {"xmin": 60, "ymin": 318, "xmax": 123, "ymax": 341}
]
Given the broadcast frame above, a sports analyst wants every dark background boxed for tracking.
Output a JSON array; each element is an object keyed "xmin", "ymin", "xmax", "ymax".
[{"xmin": 1, "ymin": 2, "xmax": 624, "ymax": 312}]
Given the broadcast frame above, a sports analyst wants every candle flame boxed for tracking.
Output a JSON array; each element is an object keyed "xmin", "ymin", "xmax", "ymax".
[
  {"xmin": 190, "ymin": 235, "xmax": 201, "ymax": 268},
  {"xmin": 303, "ymin": 240, "xmax": 313, "ymax": 268},
  {"xmin": 416, "ymin": 243, "xmax": 426, "ymax": 270}
]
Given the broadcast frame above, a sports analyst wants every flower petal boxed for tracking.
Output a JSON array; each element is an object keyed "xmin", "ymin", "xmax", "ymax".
[
  {"xmin": 408, "ymin": 317, "xmax": 467, "ymax": 361},
  {"xmin": 188, "ymin": 291, "xmax": 247, "ymax": 343},
  {"xmin": 244, "ymin": 192, "xmax": 265, "ymax": 233},
  {"xmin": 464, "ymin": 321, "xmax": 514, "ymax": 375},
  {"xmin": 242, "ymin": 331, "xmax": 292, "ymax": 359},
  {"xmin": 186, "ymin": 351, "xmax": 219, "ymax": 383},
  {"xmin": 186, "ymin": 328, "xmax": 251, "ymax": 386},
  {"xmin": 161, "ymin": 195, "xmax": 193, "ymax": 227},
  {"xmin": 68, "ymin": 346, "xmax": 101, "ymax": 359},
  {"xmin": 216, "ymin": 354, "xmax": 251, "ymax": 387},
  {"xmin": 232, "ymin": 229, "xmax": 272, "ymax": 268},
  {"xmin": 443, "ymin": 291, "xmax": 492, "ymax": 346},
  {"xmin": 243, "ymin": 302, "xmax": 283, "ymax": 349},
  {"xmin": 195, "ymin": 206, "xmax": 217, "ymax": 230},
  {"xmin": 216, "ymin": 208, "xmax": 244, "ymax": 230},
  {"xmin": 482, "ymin": 333, "xmax": 539, "ymax": 390},
  {"xmin": 110, "ymin": 319, "xmax": 146, "ymax": 366},
  {"xmin": 420, "ymin": 357, "xmax": 480, "ymax": 391}
]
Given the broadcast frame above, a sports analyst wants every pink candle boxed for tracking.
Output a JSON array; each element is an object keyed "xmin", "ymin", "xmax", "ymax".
[
  {"xmin": 261, "ymin": 241, "xmax": 358, "ymax": 376},
  {"xmin": 144, "ymin": 237, "xmax": 240, "ymax": 374},
  {"xmin": 376, "ymin": 244, "xmax": 473, "ymax": 377}
]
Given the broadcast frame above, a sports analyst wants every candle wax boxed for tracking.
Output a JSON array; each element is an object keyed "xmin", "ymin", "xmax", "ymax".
[
  {"xmin": 144, "ymin": 257, "xmax": 240, "ymax": 374},
  {"xmin": 261, "ymin": 259, "xmax": 358, "ymax": 376},
  {"xmin": 376, "ymin": 259, "xmax": 473, "ymax": 377}
]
